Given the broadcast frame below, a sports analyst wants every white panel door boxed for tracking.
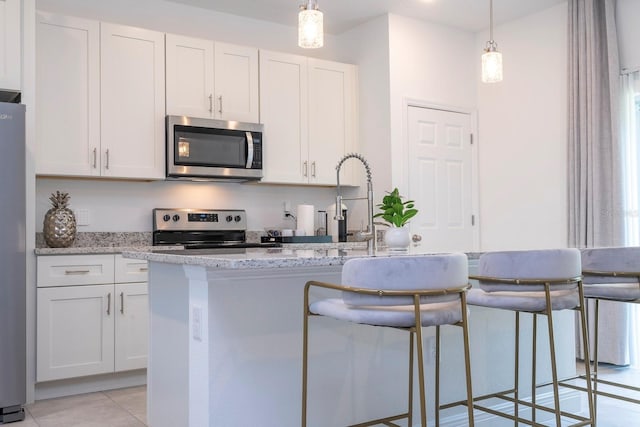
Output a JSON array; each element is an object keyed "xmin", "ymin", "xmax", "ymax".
[
  {"xmin": 0, "ymin": 0, "xmax": 20, "ymax": 90},
  {"xmin": 36, "ymin": 12, "xmax": 100, "ymax": 176},
  {"xmin": 165, "ymin": 33, "xmax": 214, "ymax": 118},
  {"xmin": 407, "ymin": 106, "xmax": 476, "ymax": 252},
  {"xmin": 259, "ymin": 50, "xmax": 308, "ymax": 184},
  {"xmin": 36, "ymin": 284, "xmax": 115, "ymax": 381},
  {"xmin": 214, "ymin": 42, "xmax": 259, "ymax": 123},
  {"xmin": 115, "ymin": 282, "xmax": 148, "ymax": 371},
  {"xmin": 100, "ymin": 23, "xmax": 165, "ymax": 179},
  {"xmin": 307, "ymin": 59, "xmax": 356, "ymax": 185}
]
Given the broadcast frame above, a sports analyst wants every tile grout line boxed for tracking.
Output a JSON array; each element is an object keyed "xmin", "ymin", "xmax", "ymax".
[{"xmin": 103, "ymin": 388, "xmax": 148, "ymax": 426}]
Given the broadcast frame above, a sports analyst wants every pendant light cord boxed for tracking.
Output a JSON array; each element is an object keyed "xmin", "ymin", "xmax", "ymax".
[{"xmin": 489, "ymin": 0, "xmax": 494, "ymax": 42}]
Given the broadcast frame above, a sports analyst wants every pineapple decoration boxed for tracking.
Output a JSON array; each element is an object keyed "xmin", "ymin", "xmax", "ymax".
[{"xmin": 43, "ymin": 191, "xmax": 77, "ymax": 248}]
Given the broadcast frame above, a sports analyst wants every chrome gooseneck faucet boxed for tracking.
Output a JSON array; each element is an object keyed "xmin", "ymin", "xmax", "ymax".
[{"xmin": 335, "ymin": 153, "xmax": 375, "ymax": 254}]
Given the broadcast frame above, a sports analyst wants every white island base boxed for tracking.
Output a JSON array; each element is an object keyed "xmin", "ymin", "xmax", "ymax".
[{"xmin": 134, "ymin": 249, "xmax": 578, "ymax": 427}]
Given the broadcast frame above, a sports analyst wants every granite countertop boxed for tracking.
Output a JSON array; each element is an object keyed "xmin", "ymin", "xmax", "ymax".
[
  {"xmin": 122, "ymin": 247, "xmax": 479, "ymax": 270},
  {"xmin": 34, "ymin": 231, "xmax": 368, "ymax": 256},
  {"xmin": 123, "ymin": 247, "xmax": 376, "ymax": 269}
]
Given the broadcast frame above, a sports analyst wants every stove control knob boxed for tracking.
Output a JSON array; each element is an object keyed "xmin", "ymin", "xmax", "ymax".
[
  {"xmin": 162, "ymin": 214, "xmax": 171, "ymax": 222},
  {"xmin": 234, "ymin": 215, "xmax": 242, "ymax": 222},
  {"xmin": 226, "ymin": 215, "xmax": 233, "ymax": 222},
  {"xmin": 173, "ymin": 214, "xmax": 180, "ymax": 222}
]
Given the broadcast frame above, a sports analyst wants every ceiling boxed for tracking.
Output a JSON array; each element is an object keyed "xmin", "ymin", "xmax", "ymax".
[{"xmin": 166, "ymin": 0, "xmax": 566, "ymax": 34}]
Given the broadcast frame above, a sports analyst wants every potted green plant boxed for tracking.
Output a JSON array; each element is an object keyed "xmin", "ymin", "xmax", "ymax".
[{"xmin": 374, "ymin": 188, "xmax": 418, "ymax": 251}]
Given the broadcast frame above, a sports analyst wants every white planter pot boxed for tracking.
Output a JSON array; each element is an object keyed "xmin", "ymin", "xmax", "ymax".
[{"xmin": 384, "ymin": 226, "xmax": 410, "ymax": 252}]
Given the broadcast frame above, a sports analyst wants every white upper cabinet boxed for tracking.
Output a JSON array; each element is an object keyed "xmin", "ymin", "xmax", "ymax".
[
  {"xmin": 308, "ymin": 58, "xmax": 357, "ymax": 185},
  {"xmin": 100, "ymin": 23, "xmax": 165, "ymax": 179},
  {"xmin": 165, "ymin": 34, "xmax": 213, "ymax": 119},
  {"xmin": 36, "ymin": 12, "xmax": 100, "ymax": 176},
  {"xmin": 166, "ymin": 34, "xmax": 259, "ymax": 123},
  {"xmin": 0, "ymin": 0, "xmax": 20, "ymax": 90},
  {"xmin": 260, "ymin": 51, "xmax": 357, "ymax": 186},
  {"xmin": 36, "ymin": 14, "xmax": 165, "ymax": 180},
  {"xmin": 214, "ymin": 42, "xmax": 259, "ymax": 122},
  {"xmin": 259, "ymin": 50, "xmax": 308, "ymax": 184}
]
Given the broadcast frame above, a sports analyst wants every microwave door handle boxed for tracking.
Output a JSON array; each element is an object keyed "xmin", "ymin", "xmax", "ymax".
[{"xmin": 245, "ymin": 132, "xmax": 254, "ymax": 168}]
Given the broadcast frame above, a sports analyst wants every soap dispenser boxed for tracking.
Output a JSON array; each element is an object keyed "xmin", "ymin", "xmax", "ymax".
[{"xmin": 326, "ymin": 203, "xmax": 348, "ymax": 243}]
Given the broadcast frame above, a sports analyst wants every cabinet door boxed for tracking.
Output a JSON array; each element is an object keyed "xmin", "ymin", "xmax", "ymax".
[
  {"xmin": 36, "ymin": 12, "xmax": 100, "ymax": 176},
  {"xmin": 308, "ymin": 59, "xmax": 357, "ymax": 185},
  {"xmin": 165, "ymin": 33, "xmax": 214, "ymax": 118},
  {"xmin": 214, "ymin": 42, "xmax": 259, "ymax": 123},
  {"xmin": 37, "ymin": 284, "xmax": 115, "ymax": 381},
  {"xmin": 100, "ymin": 23, "xmax": 165, "ymax": 179},
  {"xmin": 0, "ymin": 0, "xmax": 20, "ymax": 90},
  {"xmin": 115, "ymin": 282, "xmax": 148, "ymax": 371},
  {"xmin": 259, "ymin": 50, "xmax": 308, "ymax": 184}
]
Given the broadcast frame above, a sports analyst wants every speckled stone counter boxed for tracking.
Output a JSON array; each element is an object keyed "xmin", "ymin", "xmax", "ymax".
[{"xmin": 122, "ymin": 247, "xmax": 374, "ymax": 269}]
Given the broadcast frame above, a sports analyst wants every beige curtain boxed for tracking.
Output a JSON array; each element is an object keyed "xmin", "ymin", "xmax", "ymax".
[{"xmin": 568, "ymin": 0, "xmax": 630, "ymax": 365}]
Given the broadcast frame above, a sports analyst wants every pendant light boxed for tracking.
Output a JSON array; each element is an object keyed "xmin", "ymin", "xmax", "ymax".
[
  {"xmin": 482, "ymin": 0, "xmax": 503, "ymax": 83},
  {"xmin": 298, "ymin": 0, "xmax": 323, "ymax": 49}
]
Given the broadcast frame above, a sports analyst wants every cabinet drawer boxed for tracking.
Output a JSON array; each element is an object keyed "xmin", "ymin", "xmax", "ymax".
[
  {"xmin": 37, "ymin": 254, "xmax": 115, "ymax": 287},
  {"xmin": 114, "ymin": 254, "xmax": 148, "ymax": 283}
]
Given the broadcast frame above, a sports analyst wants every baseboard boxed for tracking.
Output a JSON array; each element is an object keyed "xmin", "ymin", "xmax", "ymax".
[{"xmin": 34, "ymin": 369, "xmax": 146, "ymax": 401}]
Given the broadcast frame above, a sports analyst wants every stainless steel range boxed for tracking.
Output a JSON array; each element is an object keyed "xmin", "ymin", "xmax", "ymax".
[{"xmin": 152, "ymin": 208, "xmax": 280, "ymax": 253}]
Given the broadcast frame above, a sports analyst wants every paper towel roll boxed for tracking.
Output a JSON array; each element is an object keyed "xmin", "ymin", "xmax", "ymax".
[{"xmin": 296, "ymin": 204, "xmax": 315, "ymax": 237}]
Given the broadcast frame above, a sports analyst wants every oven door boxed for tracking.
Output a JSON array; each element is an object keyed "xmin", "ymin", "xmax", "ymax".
[{"xmin": 166, "ymin": 116, "xmax": 263, "ymax": 180}]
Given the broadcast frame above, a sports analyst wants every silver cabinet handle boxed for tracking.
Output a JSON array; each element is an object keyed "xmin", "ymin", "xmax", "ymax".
[
  {"xmin": 139, "ymin": 267, "xmax": 148, "ymax": 272},
  {"xmin": 218, "ymin": 96, "xmax": 223, "ymax": 114},
  {"xmin": 311, "ymin": 161, "xmax": 316, "ymax": 178},
  {"xmin": 208, "ymin": 94, "xmax": 213, "ymax": 113},
  {"xmin": 92, "ymin": 148, "xmax": 97, "ymax": 169},
  {"xmin": 303, "ymin": 161, "xmax": 308, "ymax": 177},
  {"xmin": 120, "ymin": 292, "xmax": 124, "ymax": 314},
  {"xmin": 412, "ymin": 234, "xmax": 422, "ymax": 243},
  {"xmin": 105, "ymin": 149, "xmax": 110, "ymax": 170},
  {"xmin": 107, "ymin": 292, "xmax": 111, "ymax": 315},
  {"xmin": 64, "ymin": 269, "xmax": 90, "ymax": 275}
]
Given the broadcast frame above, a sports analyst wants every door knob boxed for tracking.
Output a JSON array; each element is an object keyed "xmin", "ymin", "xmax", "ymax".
[{"xmin": 412, "ymin": 234, "xmax": 422, "ymax": 243}]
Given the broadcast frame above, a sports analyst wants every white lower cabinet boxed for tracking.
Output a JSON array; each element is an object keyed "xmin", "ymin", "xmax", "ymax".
[{"xmin": 36, "ymin": 254, "xmax": 148, "ymax": 382}]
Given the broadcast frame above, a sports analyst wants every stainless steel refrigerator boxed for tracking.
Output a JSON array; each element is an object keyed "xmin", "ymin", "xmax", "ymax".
[{"xmin": 0, "ymin": 100, "xmax": 26, "ymax": 423}]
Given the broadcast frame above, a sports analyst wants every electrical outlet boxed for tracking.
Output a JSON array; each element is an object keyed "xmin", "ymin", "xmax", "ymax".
[
  {"xmin": 192, "ymin": 305, "xmax": 202, "ymax": 341},
  {"xmin": 76, "ymin": 209, "xmax": 90, "ymax": 226},
  {"xmin": 283, "ymin": 201, "xmax": 292, "ymax": 219}
]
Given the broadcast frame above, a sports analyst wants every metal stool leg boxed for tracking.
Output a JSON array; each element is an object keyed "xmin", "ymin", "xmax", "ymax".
[
  {"xmin": 544, "ymin": 284, "xmax": 562, "ymax": 426},
  {"xmin": 532, "ymin": 313, "xmax": 537, "ymax": 425},
  {"xmin": 436, "ymin": 325, "xmax": 441, "ymax": 427},
  {"xmin": 461, "ymin": 292, "xmax": 475, "ymax": 426},
  {"xmin": 515, "ymin": 311, "xmax": 520, "ymax": 425}
]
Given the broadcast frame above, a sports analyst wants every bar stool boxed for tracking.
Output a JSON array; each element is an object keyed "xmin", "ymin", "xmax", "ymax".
[
  {"xmin": 577, "ymin": 247, "xmax": 640, "ymax": 410},
  {"xmin": 302, "ymin": 254, "xmax": 474, "ymax": 426},
  {"xmin": 463, "ymin": 249, "xmax": 595, "ymax": 426}
]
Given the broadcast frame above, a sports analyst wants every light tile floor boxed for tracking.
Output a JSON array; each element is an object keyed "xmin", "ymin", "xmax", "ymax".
[
  {"xmin": 21, "ymin": 364, "xmax": 639, "ymax": 426},
  {"xmin": 24, "ymin": 386, "xmax": 146, "ymax": 427}
]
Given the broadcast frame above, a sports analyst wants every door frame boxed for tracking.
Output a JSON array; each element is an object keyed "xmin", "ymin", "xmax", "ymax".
[{"xmin": 400, "ymin": 98, "xmax": 481, "ymax": 251}]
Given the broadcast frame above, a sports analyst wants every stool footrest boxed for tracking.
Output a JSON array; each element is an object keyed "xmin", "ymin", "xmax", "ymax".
[
  {"xmin": 443, "ymin": 383, "xmax": 593, "ymax": 427},
  {"xmin": 559, "ymin": 375, "xmax": 640, "ymax": 405}
]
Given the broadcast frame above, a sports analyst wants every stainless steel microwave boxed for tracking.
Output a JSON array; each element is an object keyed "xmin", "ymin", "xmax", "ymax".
[{"xmin": 166, "ymin": 116, "xmax": 263, "ymax": 181}]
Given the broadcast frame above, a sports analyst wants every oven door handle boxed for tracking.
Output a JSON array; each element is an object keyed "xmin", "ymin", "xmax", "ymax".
[{"xmin": 245, "ymin": 132, "xmax": 254, "ymax": 168}]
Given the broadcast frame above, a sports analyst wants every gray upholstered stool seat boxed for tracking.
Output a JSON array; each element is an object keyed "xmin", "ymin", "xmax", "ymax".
[
  {"xmin": 574, "ymin": 247, "xmax": 640, "ymax": 411},
  {"xmin": 302, "ymin": 254, "xmax": 475, "ymax": 427},
  {"xmin": 460, "ymin": 248, "xmax": 595, "ymax": 426}
]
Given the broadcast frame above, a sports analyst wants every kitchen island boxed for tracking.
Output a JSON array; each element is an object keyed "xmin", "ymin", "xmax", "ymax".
[{"xmin": 123, "ymin": 247, "xmax": 577, "ymax": 427}]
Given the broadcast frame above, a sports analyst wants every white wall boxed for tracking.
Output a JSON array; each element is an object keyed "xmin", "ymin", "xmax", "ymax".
[
  {"xmin": 477, "ymin": 3, "xmax": 568, "ymax": 250},
  {"xmin": 334, "ymin": 15, "xmax": 392, "ymax": 221},
  {"xmin": 617, "ymin": 0, "xmax": 640, "ymax": 70},
  {"xmin": 388, "ymin": 14, "xmax": 477, "ymax": 193},
  {"xmin": 33, "ymin": 0, "xmax": 364, "ymax": 233}
]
